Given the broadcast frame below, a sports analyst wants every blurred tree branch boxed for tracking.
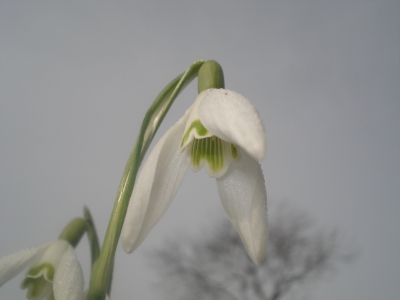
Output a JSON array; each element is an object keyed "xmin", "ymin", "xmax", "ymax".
[{"xmin": 150, "ymin": 204, "xmax": 357, "ymax": 300}]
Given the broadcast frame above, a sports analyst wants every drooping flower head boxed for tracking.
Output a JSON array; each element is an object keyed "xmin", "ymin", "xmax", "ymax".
[{"xmin": 122, "ymin": 87, "xmax": 268, "ymax": 264}]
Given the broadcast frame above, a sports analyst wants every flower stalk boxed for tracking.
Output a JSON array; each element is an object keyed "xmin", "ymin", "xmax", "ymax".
[{"xmin": 87, "ymin": 60, "xmax": 208, "ymax": 300}]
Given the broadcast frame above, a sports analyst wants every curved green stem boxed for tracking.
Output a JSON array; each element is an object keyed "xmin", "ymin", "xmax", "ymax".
[{"xmin": 86, "ymin": 60, "xmax": 205, "ymax": 300}]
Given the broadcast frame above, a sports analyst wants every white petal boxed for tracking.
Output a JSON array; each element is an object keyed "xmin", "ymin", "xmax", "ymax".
[
  {"xmin": 53, "ymin": 244, "xmax": 84, "ymax": 300},
  {"xmin": 198, "ymin": 89, "xmax": 266, "ymax": 160},
  {"xmin": 216, "ymin": 150, "xmax": 268, "ymax": 264},
  {"xmin": 122, "ymin": 108, "xmax": 191, "ymax": 253},
  {"xmin": 0, "ymin": 244, "xmax": 50, "ymax": 287}
]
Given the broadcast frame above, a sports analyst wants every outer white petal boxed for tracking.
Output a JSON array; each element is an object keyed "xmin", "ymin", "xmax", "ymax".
[
  {"xmin": 0, "ymin": 244, "xmax": 50, "ymax": 287},
  {"xmin": 53, "ymin": 244, "xmax": 84, "ymax": 300},
  {"xmin": 122, "ymin": 107, "xmax": 191, "ymax": 253},
  {"xmin": 216, "ymin": 150, "xmax": 268, "ymax": 265},
  {"xmin": 198, "ymin": 89, "xmax": 266, "ymax": 160}
]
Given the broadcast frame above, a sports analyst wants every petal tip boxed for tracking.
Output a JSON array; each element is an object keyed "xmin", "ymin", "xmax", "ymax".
[
  {"xmin": 247, "ymin": 140, "xmax": 266, "ymax": 161},
  {"xmin": 121, "ymin": 222, "xmax": 138, "ymax": 254},
  {"xmin": 250, "ymin": 246, "xmax": 267, "ymax": 265},
  {"xmin": 198, "ymin": 89, "xmax": 266, "ymax": 162},
  {"xmin": 244, "ymin": 229, "xmax": 268, "ymax": 265},
  {"xmin": 121, "ymin": 238, "xmax": 134, "ymax": 254}
]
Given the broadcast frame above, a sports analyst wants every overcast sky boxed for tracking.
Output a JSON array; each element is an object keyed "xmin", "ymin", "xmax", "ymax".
[{"xmin": 1, "ymin": 1, "xmax": 399, "ymax": 299}]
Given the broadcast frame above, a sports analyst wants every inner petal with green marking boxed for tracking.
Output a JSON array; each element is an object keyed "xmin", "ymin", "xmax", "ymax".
[
  {"xmin": 27, "ymin": 262, "xmax": 55, "ymax": 281},
  {"xmin": 186, "ymin": 136, "xmax": 240, "ymax": 178},
  {"xmin": 21, "ymin": 263, "xmax": 55, "ymax": 300},
  {"xmin": 21, "ymin": 276, "xmax": 54, "ymax": 300},
  {"xmin": 181, "ymin": 119, "xmax": 213, "ymax": 150}
]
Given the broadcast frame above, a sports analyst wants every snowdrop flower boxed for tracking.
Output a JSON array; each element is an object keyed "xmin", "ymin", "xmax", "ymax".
[
  {"xmin": 122, "ymin": 88, "xmax": 268, "ymax": 264},
  {"xmin": 0, "ymin": 240, "xmax": 84, "ymax": 300}
]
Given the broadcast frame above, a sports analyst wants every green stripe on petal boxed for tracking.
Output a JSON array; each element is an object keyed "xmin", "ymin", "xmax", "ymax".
[
  {"xmin": 191, "ymin": 137, "xmax": 224, "ymax": 173},
  {"xmin": 231, "ymin": 144, "xmax": 239, "ymax": 159},
  {"xmin": 187, "ymin": 136, "xmax": 241, "ymax": 178},
  {"xmin": 181, "ymin": 119, "xmax": 209, "ymax": 147},
  {"xmin": 27, "ymin": 262, "xmax": 55, "ymax": 281}
]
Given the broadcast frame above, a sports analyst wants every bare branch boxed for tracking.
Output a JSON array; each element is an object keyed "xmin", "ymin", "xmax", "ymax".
[{"xmin": 149, "ymin": 204, "xmax": 357, "ymax": 300}]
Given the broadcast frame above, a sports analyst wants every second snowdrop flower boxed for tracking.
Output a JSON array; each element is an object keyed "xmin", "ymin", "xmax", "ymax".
[{"xmin": 0, "ymin": 240, "xmax": 84, "ymax": 300}]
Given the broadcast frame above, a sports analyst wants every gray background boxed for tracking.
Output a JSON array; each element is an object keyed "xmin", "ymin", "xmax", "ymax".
[{"xmin": 1, "ymin": 1, "xmax": 399, "ymax": 299}]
